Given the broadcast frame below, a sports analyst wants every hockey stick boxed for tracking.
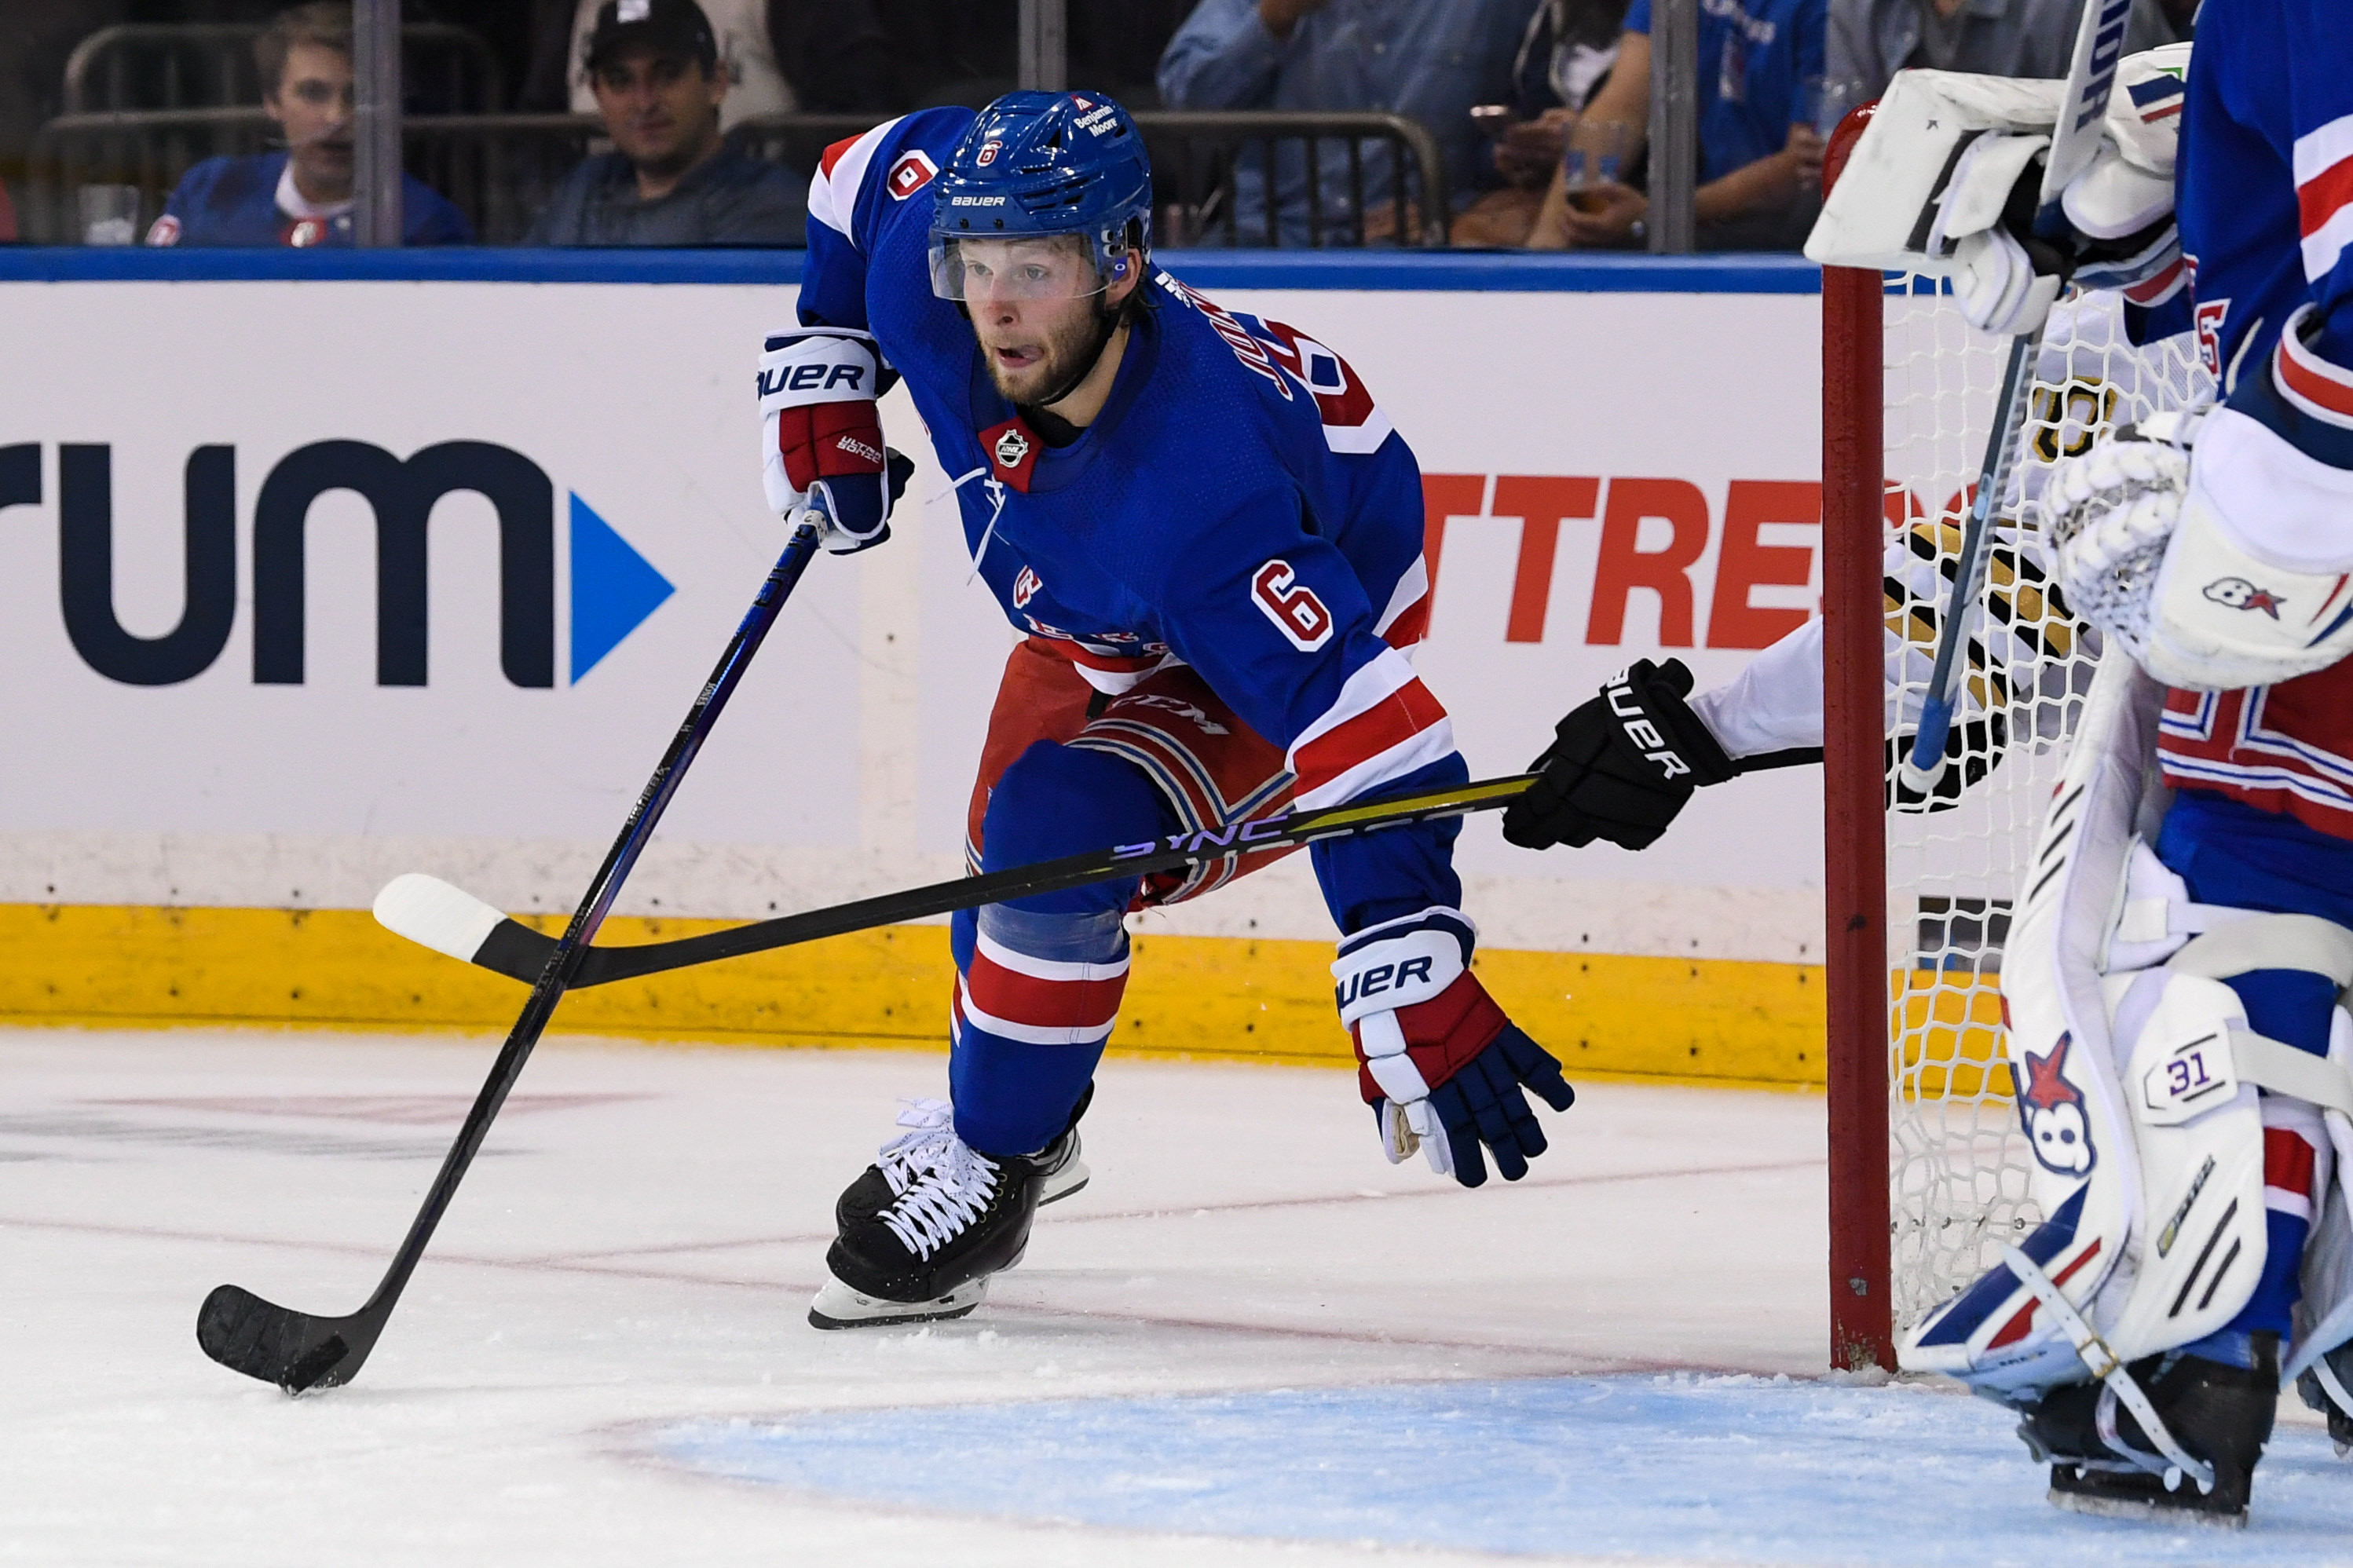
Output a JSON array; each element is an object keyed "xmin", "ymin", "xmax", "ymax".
[
  {"xmin": 375, "ymin": 773, "xmax": 1540, "ymax": 989},
  {"xmin": 196, "ymin": 519, "xmax": 828, "ymax": 1393},
  {"xmin": 1899, "ymin": 0, "xmax": 2135, "ymax": 794}
]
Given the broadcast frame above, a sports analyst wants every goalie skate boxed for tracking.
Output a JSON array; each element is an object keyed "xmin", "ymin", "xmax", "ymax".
[{"xmin": 2025, "ymin": 1336, "xmax": 2281, "ymax": 1525}]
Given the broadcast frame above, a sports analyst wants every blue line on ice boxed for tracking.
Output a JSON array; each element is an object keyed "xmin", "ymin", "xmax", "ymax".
[{"xmin": 653, "ymin": 1373, "xmax": 2353, "ymax": 1563}]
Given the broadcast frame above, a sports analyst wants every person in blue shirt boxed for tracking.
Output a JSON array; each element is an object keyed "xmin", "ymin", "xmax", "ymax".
[
  {"xmin": 1524, "ymin": 0, "xmax": 1828, "ymax": 250},
  {"xmin": 1157, "ymin": 0, "xmax": 1533, "ymax": 245},
  {"xmin": 145, "ymin": 2, "xmax": 470, "ymax": 248}
]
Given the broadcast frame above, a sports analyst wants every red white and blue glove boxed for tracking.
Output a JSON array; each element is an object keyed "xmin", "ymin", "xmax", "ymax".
[
  {"xmin": 1333, "ymin": 908, "xmax": 1575, "ymax": 1188},
  {"xmin": 758, "ymin": 327, "xmax": 906, "ymax": 554}
]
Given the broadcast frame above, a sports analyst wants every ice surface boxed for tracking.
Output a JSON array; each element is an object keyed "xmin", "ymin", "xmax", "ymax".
[
  {"xmin": 2, "ymin": 1028, "xmax": 2340, "ymax": 1566},
  {"xmin": 658, "ymin": 1376, "xmax": 2351, "ymax": 1564}
]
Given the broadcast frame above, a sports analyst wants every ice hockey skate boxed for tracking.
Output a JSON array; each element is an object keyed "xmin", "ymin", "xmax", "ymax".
[
  {"xmin": 808, "ymin": 1096, "xmax": 1081, "ymax": 1330},
  {"xmin": 2023, "ymin": 1337, "xmax": 2280, "ymax": 1525}
]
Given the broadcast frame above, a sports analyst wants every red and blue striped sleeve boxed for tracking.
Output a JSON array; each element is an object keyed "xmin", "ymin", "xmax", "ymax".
[{"xmin": 1155, "ymin": 493, "xmax": 1467, "ymax": 934}]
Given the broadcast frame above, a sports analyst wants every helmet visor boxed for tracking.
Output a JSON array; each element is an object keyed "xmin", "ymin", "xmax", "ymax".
[{"xmin": 928, "ymin": 234, "xmax": 1114, "ymax": 304}]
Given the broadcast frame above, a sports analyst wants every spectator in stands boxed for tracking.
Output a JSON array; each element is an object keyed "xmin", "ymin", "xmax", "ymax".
[
  {"xmin": 1452, "ymin": 0, "xmax": 1634, "ymax": 245},
  {"xmin": 528, "ymin": 0, "xmax": 806, "ymax": 246},
  {"xmin": 523, "ymin": 0, "xmax": 902, "ymax": 115},
  {"xmin": 1829, "ymin": 0, "xmax": 2176, "ymax": 102},
  {"xmin": 145, "ymin": 2, "xmax": 472, "ymax": 247},
  {"xmin": 1524, "ymin": 0, "xmax": 1827, "ymax": 252},
  {"xmin": 1157, "ymin": 0, "xmax": 1534, "ymax": 246},
  {"xmin": 559, "ymin": 0, "xmax": 790, "ymax": 129}
]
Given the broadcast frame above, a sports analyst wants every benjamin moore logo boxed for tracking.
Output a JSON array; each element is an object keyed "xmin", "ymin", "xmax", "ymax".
[{"xmin": 0, "ymin": 440, "xmax": 673, "ymax": 688}]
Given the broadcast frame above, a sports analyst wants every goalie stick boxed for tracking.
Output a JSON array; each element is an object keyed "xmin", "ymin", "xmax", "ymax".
[
  {"xmin": 196, "ymin": 517, "xmax": 828, "ymax": 1394},
  {"xmin": 375, "ymin": 773, "xmax": 1541, "ymax": 989},
  {"xmin": 1900, "ymin": 0, "xmax": 2135, "ymax": 794}
]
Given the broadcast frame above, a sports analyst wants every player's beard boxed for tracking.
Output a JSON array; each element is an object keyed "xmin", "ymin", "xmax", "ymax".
[{"xmin": 986, "ymin": 293, "xmax": 1123, "ymax": 411}]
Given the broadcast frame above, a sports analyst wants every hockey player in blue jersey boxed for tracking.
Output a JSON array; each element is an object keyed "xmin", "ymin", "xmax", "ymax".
[{"xmin": 756, "ymin": 92, "xmax": 1575, "ymax": 1330}]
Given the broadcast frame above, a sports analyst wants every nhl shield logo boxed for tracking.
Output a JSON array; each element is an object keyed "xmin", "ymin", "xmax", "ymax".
[{"xmin": 994, "ymin": 427, "xmax": 1032, "ymax": 469}]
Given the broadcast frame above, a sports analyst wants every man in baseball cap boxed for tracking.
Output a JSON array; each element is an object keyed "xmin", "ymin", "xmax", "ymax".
[
  {"xmin": 530, "ymin": 0, "xmax": 804, "ymax": 244},
  {"xmin": 583, "ymin": 0, "xmax": 718, "ymax": 76}
]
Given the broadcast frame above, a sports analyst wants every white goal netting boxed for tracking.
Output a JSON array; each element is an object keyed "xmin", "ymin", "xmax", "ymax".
[{"xmin": 1878, "ymin": 279, "xmax": 2212, "ymax": 1332}]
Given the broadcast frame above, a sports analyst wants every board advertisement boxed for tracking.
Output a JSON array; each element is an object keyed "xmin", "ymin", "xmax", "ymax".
[{"xmin": 0, "ymin": 272, "xmax": 1827, "ymax": 964}]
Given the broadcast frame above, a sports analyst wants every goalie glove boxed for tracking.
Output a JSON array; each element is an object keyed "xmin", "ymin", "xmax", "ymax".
[
  {"xmin": 1502, "ymin": 658, "xmax": 1740, "ymax": 853},
  {"xmin": 2047, "ymin": 315, "xmax": 2353, "ymax": 691},
  {"xmin": 1332, "ymin": 908, "xmax": 1575, "ymax": 1188},
  {"xmin": 1935, "ymin": 46, "xmax": 2190, "ymax": 337},
  {"xmin": 758, "ymin": 328, "xmax": 907, "ymax": 554},
  {"xmin": 2043, "ymin": 408, "xmax": 2201, "ymax": 666}
]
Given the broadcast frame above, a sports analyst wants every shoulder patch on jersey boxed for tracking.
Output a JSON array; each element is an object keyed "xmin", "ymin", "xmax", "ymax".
[
  {"xmin": 1251, "ymin": 560, "xmax": 1334, "ymax": 650},
  {"xmin": 887, "ymin": 151, "xmax": 939, "ymax": 201}
]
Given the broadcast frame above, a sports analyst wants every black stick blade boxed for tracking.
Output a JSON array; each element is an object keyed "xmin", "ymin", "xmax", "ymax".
[{"xmin": 197, "ymin": 1284, "xmax": 371, "ymax": 1393}]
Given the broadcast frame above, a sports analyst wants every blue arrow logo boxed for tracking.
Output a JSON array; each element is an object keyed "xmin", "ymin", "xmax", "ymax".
[{"xmin": 569, "ymin": 492, "xmax": 675, "ymax": 682}]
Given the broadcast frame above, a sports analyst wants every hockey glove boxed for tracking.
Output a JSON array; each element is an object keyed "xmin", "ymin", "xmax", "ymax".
[
  {"xmin": 1502, "ymin": 658, "xmax": 1738, "ymax": 853},
  {"xmin": 1333, "ymin": 908, "xmax": 1575, "ymax": 1188},
  {"xmin": 1939, "ymin": 49, "xmax": 2190, "ymax": 337},
  {"xmin": 758, "ymin": 327, "xmax": 909, "ymax": 554},
  {"xmin": 2042, "ymin": 408, "xmax": 2201, "ymax": 664}
]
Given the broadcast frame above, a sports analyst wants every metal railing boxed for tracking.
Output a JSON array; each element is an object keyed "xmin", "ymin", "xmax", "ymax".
[
  {"xmin": 63, "ymin": 23, "xmax": 503, "ymax": 115},
  {"xmin": 1135, "ymin": 109, "xmax": 1449, "ymax": 249},
  {"xmin": 26, "ymin": 110, "xmax": 602, "ymax": 245},
  {"xmin": 26, "ymin": 108, "xmax": 1452, "ymax": 250}
]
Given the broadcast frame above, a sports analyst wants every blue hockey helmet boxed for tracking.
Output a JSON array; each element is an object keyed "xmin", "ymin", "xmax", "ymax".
[{"xmin": 928, "ymin": 90, "xmax": 1153, "ymax": 303}]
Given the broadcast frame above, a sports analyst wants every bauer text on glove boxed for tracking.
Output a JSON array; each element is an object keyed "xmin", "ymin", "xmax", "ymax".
[
  {"xmin": 1333, "ymin": 908, "xmax": 1575, "ymax": 1188},
  {"xmin": 758, "ymin": 328, "xmax": 908, "ymax": 554},
  {"xmin": 1502, "ymin": 658, "xmax": 1742, "ymax": 853}
]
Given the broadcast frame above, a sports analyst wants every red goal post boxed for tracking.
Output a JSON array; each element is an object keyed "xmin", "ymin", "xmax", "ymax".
[
  {"xmin": 1816, "ymin": 105, "xmax": 2211, "ymax": 1372},
  {"xmin": 1823, "ymin": 251, "xmax": 1894, "ymax": 1372}
]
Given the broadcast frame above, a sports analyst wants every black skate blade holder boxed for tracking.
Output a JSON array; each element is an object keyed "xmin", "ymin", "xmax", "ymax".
[{"xmin": 2001, "ymin": 1244, "xmax": 2216, "ymax": 1493}]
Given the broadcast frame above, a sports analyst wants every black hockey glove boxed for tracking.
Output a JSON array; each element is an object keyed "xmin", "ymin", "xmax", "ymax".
[{"xmin": 1501, "ymin": 658, "xmax": 1739, "ymax": 853}]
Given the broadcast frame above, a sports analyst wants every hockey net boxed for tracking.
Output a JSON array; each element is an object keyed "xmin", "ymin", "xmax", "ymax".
[{"xmin": 1854, "ymin": 277, "xmax": 2211, "ymax": 1340}]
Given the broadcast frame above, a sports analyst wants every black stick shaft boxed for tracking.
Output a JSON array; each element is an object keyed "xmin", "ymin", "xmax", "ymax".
[
  {"xmin": 346, "ymin": 526, "xmax": 822, "ymax": 1334},
  {"xmin": 551, "ymin": 773, "xmax": 1538, "ymax": 986}
]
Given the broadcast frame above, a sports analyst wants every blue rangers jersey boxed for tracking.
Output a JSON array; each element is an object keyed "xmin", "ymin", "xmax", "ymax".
[
  {"xmin": 147, "ymin": 152, "xmax": 472, "ymax": 247},
  {"xmin": 2150, "ymin": 1, "xmax": 2353, "ymax": 408},
  {"xmin": 797, "ymin": 109, "xmax": 1462, "ymax": 934},
  {"xmin": 2135, "ymin": 1, "xmax": 2353, "ymax": 839}
]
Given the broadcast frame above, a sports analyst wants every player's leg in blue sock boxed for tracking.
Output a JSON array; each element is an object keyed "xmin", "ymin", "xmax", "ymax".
[{"xmin": 948, "ymin": 739, "xmax": 1173, "ymax": 1157}]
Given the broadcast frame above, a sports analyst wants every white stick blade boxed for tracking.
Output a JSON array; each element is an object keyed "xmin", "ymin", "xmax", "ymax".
[{"xmin": 373, "ymin": 873, "xmax": 507, "ymax": 963}]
